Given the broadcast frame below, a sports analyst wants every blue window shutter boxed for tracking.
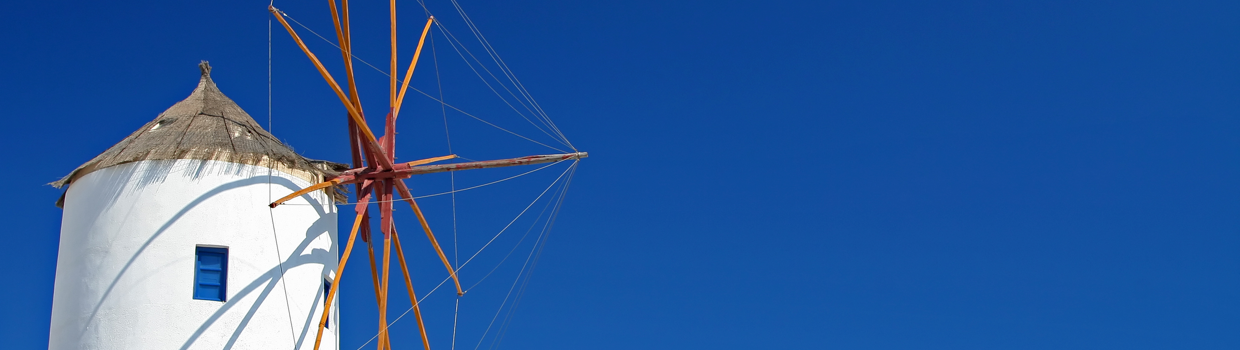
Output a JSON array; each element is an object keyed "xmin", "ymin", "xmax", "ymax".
[
  {"xmin": 324, "ymin": 279, "xmax": 332, "ymax": 329},
  {"xmin": 194, "ymin": 247, "xmax": 228, "ymax": 301}
]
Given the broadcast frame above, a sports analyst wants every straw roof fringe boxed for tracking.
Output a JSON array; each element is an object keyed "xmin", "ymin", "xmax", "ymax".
[{"xmin": 53, "ymin": 62, "xmax": 346, "ymax": 198}]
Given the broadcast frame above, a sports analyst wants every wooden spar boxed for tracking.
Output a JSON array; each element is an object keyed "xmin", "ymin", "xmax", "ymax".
[
  {"xmin": 382, "ymin": 113, "xmax": 396, "ymax": 174},
  {"xmin": 271, "ymin": 3, "xmax": 586, "ymax": 346},
  {"xmin": 264, "ymin": 153, "xmax": 453, "ymax": 208},
  {"xmin": 393, "ymin": 181, "xmax": 465, "ymax": 295},
  {"xmin": 378, "ymin": 218, "xmax": 394, "ymax": 350},
  {"xmin": 313, "ymin": 190, "xmax": 372, "ymax": 350},
  {"xmin": 269, "ymin": 6, "xmax": 352, "ymax": 119},
  {"xmin": 332, "ymin": 0, "xmax": 374, "ymax": 181},
  {"xmin": 362, "ymin": 215, "xmax": 384, "ymax": 350},
  {"xmin": 366, "ymin": 228, "xmax": 382, "ymax": 307},
  {"xmin": 379, "ymin": 182, "xmax": 395, "ymax": 240},
  {"xmin": 379, "ymin": 2, "xmax": 399, "ymax": 330},
  {"xmin": 358, "ymin": 179, "xmax": 380, "ymax": 324},
  {"xmin": 367, "ymin": 238, "xmax": 392, "ymax": 350},
  {"xmin": 269, "ymin": 152, "xmax": 584, "ymax": 208},
  {"xmin": 407, "ymin": 154, "xmax": 458, "ymax": 167},
  {"xmin": 328, "ymin": 0, "xmax": 364, "ymax": 125},
  {"xmin": 386, "ymin": 153, "xmax": 591, "ymax": 297},
  {"xmin": 343, "ymin": 152, "xmax": 585, "ymax": 179},
  {"xmin": 339, "ymin": 0, "xmax": 385, "ymax": 179},
  {"xmin": 341, "ymin": 0, "xmax": 362, "ymax": 114},
  {"xmin": 393, "ymin": 17, "xmax": 436, "ymax": 121},
  {"xmin": 392, "ymin": 228, "xmax": 433, "ymax": 350},
  {"xmin": 400, "ymin": 152, "xmax": 588, "ymax": 176},
  {"xmin": 268, "ymin": 178, "xmax": 342, "ymax": 208},
  {"xmin": 364, "ymin": 224, "xmax": 390, "ymax": 350},
  {"xmin": 376, "ymin": 183, "xmax": 396, "ymax": 349},
  {"xmin": 343, "ymin": 0, "xmax": 367, "ymax": 140},
  {"xmin": 269, "ymin": 6, "xmax": 396, "ymax": 172},
  {"xmin": 389, "ymin": 0, "xmax": 397, "ymax": 108}
]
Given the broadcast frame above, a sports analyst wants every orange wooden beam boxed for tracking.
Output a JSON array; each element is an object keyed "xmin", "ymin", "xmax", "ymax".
[
  {"xmin": 405, "ymin": 154, "xmax": 458, "ymax": 167},
  {"xmin": 269, "ymin": 178, "xmax": 342, "ymax": 208},
  {"xmin": 389, "ymin": 0, "xmax": 398, "ymax": 108},
  {"xmin": 329, "ymin": 0, "xmax": 374, "ymax": 173},
  {"xmin": 332, "ymin": 0, "xmax": 377, "ymax": 169},
  {"xmin": 313, "ymin": 196, "xmax": 371, "ymax": 350},
  {"xmin": 378, "ymin": 220, "xmax": 395, "ymax": 350},
  {"xmin": 270, "ymin": 6, "xmax": 395, "ymax": 171},
  {"xmin": 394, "ymin": 180, "xmax": 465, "ymax": 296},
  {"xmin": 396, "ymin": 152, "xmax": 587, "ymax": 176},
  {"xmin": 392, "ymin": 228, "xmax": 433, "ymax": 350},
  {"xmin": 328, "ymin": 0, "xmax": 364, "ymax": 119},
  {"xmin": 342, "ymin": 0, "xmax": 361, "ymax": 114},
  {"xmin": 393, "ymin": 17, "xmax": 436, "ymax": 121},
  {"xmin": 366, "ymin": 229, "xmax": 383, "ymax": 309}
]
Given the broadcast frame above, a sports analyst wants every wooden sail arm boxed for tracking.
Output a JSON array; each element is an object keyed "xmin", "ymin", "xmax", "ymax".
[
  {"xmin": 377, "ymin": 208, "xmax": 395, "ymax": 350},
  {"xmin": 313, "ymin": 192, "xmax": 372, "ymax": 350},
  {"xmin": 328, "ymin": 0, "xmax": 363, "ymax": 123},
  {"xmin": 406, "ymin": 154, "xmax": 459, "ymax": 167},
  {"xmin": 337, "ymin": 152, "xmax": 585, "ymax": 180},
  {"xmin": 271, "ymin": 152, "xmax": 584, "ymax": 207},
  {"xmin": 268, "ymin": 155, "xmax": 456, "ymax": 208},
  {"xmin": 392, "ymin": 17, "xmax": 435, "ymax": 121},
  {"xmin": 340, "ymin": 152, "xmax": 586, "ymax": 178},
  {"xmin": 389, "ymin": 0, "xmax": 398, "ymax": 108},
  {"xmin": 399, "ymin": 152, "xmax": 588, "ymax": 176},
  {"xmin": 391, "ymin": 228, "xmax": 433, "ymax": 350},
  {"xmin": 393, "ymin": 180, "xmax": 465, "ymax": 296},
  {"xmin": 269, "ymin": 6, "xmax": 397, "ymax": 172},
  {"xmin": 268, "ymin": 178, "xmax": 343, "ymax": 208}
]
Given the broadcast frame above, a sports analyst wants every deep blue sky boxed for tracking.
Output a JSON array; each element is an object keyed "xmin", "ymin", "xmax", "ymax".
[{"xmin": 3, "ymin": 0, "xmax": 1239, "ymax": 349}]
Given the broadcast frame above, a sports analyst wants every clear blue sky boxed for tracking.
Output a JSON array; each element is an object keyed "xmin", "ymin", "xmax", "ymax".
[{"xmin": 3, "ymin": 0, "xmax": 1238, "ymax": 349}]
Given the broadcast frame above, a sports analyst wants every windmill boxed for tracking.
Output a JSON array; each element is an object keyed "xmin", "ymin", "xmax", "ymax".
[
  {"xmin": 266, "ymin": 2, "xmax": 586, "ymax": 350},
  {"xmin": 49, "ymin": 61, "xmax": 349, "ymax": 349},
  {"xmin": 46, "ymin": 2, "xmax": 582, "ymax": 349}
]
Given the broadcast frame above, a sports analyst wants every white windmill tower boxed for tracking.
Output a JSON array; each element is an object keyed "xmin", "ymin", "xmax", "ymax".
[{"xmin": 49, "ymin": 62, "xmax": 345, "ymax": 350}]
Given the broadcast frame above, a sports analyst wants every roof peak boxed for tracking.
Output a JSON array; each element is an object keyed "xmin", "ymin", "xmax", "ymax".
[
  {"xmin": 52, "ymin": 62, "xmax": 344, "ymax": 194},
  {"xmin": 199, "ymin": 60, "xmax": 212, "ymax": 78}
]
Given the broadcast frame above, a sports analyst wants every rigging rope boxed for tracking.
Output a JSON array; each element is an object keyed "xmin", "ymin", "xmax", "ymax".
[
  {"xmin": 475, "ymin": 163, "xmax": 575, "ymax": 350},
  {"xmin": 278, "ymin": 159, "xmax": 565, "ymax": 207},
  {"xmin": 472, "ymin": 227, "xmax": 542, "ymax": 350},
  {"xmin": 465, "ymin": 176, "xmax": 566, "ymax": 292},
  {"xmin": 266, "ymin": 15, "xmax": 300, "ymax": 347},
  {"xmin": 453, "ymin": 162, "xmax": 576, "ymax": 271},
  {"xmin": 442, "ymin": 1, "xmax": 575, "ymax": 150},
  {"xmin": 351, "ymin": 161, "xmax": 577, "ymax": 350},
  {"xmin": 409, "ymin": 0, "xmax": 572, "ymax": 151},
  {"xmin": 432, "ymin": 22, "xmax": 569, "ymax": 148},
  {"xmin": 273, "ymin": 6, "xmax": 579, "ymax": 349},
  {"xmin": 452, "ymin": 297, "xmax": 461, "ymax": 350},
  {"xmin": 436, "ymin": 30, "xmax": 465, "ymax": 350},
  {"xmin": 277, "ymin": 10, "xmax": 570, "ymax": 153},
  {"xmin": 439, "ymin": 20, "xmax": 556, "ymax": 141},
  {"xmin": 490, "ymin": 164, "xmax": 577, "ymax": 349}
]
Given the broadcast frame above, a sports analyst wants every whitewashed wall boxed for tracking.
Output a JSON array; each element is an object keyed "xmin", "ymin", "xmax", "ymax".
[{"xmin": 50, "ymin": 159, "xmax": 340, "ymax": 350}]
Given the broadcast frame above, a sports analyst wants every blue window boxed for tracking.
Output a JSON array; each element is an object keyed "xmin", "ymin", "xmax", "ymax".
[
  {"xmin": 324, "ymin": 279, "xmax": 332, "ymax": 329},
  {"xmin": 194, "ymin": 247, "xmax": 228, "ymax": 301}
]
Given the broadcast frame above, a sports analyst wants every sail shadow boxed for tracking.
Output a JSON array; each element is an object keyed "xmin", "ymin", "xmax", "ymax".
[
  {"xmin": 181, "ymin": 215, "xmax": 334, "ymax": 350},
  {"xmin": 77, "ymin": 174, "xmax": 327, "ymax": 343}
]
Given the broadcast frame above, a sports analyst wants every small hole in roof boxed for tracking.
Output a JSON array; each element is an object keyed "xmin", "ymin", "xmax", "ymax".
[
  {"xmin": 151, "ymin": 120, "xmax": 171, "ymax": 131},
  {"xmin": 150, "ymin": 118, "xmax": 176, "ymax": 131}
]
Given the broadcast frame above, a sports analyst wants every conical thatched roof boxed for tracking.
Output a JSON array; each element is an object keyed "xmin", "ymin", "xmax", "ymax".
[{"xmin": 53, "ymin": 61, "xmax": 345, "ymax": 192}]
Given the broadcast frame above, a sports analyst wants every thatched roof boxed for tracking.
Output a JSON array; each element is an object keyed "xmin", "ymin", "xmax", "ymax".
[{"xmin": 53, "ymin": 61, "xmax": 345, "ymax": 193}]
